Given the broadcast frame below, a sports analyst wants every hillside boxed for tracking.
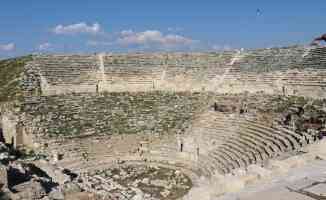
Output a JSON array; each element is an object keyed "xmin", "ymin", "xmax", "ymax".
[{"xmin": 0, "ymin": 56, "xmax": 32, "ymax": 103}]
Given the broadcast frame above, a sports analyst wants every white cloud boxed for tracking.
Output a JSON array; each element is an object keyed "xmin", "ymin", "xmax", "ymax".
[
  {"xmin": 52, "ymin": 22, "xmax": 101, "ymax": 35},
  {"xmin": 117, "ymin": 30, "xmax": 196, "ymax": 47},
  {"xmin": 0, "ymin": 43, "xmax": 15, "ymax": 51},
  {"xmin": 212, "ymin": 44, "xmax": 232, "ymax": 51},
  {"xmin": 38, "ymin": 42, "xmax": 52, "ymax": 51},
  {"xmin": 120, "ymin": 29, "xmax": 134, "ymax": 36},
  {"xmin": 167, "ymin": 27, "xmax": 184, "ymax": 32},
  {"xmin": 86, "ymin": 40, "xmax": 114, "ymax": 46}
]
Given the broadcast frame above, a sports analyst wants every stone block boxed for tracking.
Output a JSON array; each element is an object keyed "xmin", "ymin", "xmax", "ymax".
[
  {"xmin": 304, "ymin": 183, "xmax": 326, "ymax": 197},
  {"xmin": 0, "ymin": 164, "xmax": 7, "ymax": 189}
]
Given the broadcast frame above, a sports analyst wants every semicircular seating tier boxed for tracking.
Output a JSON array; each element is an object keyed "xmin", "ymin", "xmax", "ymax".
[
  {"xmin": 188, "ymin": 111, "xmax": 316, "ymax": 175},
  {"xmin": 29, "ymin": 46, "xmax": 326, "ymax": 98}
]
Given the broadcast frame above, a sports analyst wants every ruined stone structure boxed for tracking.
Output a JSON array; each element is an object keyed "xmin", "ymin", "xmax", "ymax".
[
  {"xmin": 25, "ymin": 46, "xmax": 326, "ymax": 98},
  {"xmin": 1, "ymin": 45, "xmax": 326, "ymax": 199}
]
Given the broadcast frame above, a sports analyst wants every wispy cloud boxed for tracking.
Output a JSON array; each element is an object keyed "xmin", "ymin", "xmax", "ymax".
[
  {"xmin": 117, "ymin": 30, "xmax": 196, "ymax": 47},
  {"xmin": 167, "ymin": 27, "xmax": 184, "ymax": 32},
  {"xmin": 211, "ymin": 44, "xmax": 233, "ymax": 51},
  {"xmin": 38, "ymin": 42, "xmax": 52, "ymax": 51},
  {"xmin": 0, "ymin": 43, "xmax": 15, "ymax": 51},
  {"xmin": 52, "ymin": 22, "xmax": 101, "ymax": 35},
  {"xmin": 86, "ymin": 40, "xmax": 114, "ymax": 47}
]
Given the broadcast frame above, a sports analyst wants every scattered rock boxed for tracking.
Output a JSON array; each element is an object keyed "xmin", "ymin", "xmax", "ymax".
[
  {"xmin": 0, "ymin": 189, "xmax": 12, "ymax": 200},
  {"xmin": 49, "ymin": 188, "xmax": 64, "ymax": 200},
  {"xmin": 35, "ymin": 162, "xmax": 71, "ymax": 184},
  {"xmin": 61, "ymin": 182, "xmax": 82, "ymax": 195},
  {"xmin": 11, "ymin": 179, "xmax": 46, "ymax": 200},
  {"xmin": 142, "ymin": 178, "xmax": 150, "ymax": 184},
  {"xmin": 76, "ymin": 164, "xmax": 192, "ymax": 200}
]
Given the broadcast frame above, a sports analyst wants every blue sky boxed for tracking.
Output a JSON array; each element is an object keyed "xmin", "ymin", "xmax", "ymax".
[{"xmin": 0, "ymin": 0, "xmax": 325, "ymax": 58}]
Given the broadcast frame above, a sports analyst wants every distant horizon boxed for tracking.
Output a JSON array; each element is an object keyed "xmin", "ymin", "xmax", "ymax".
[
  {"xmin": 1, "ymin": 43, "xmax": 324, "ymax": 61},
  {"xmin": 1, "ymin": 0, "xmax": 325, "ymax": 59}
]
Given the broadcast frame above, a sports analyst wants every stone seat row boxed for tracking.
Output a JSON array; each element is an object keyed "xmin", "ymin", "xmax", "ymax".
[
  {"xmin": 45, "ymin": 79, "xmax": 98, "ymax": 85},
  {"xmin": 39, "ymin": 64, "xmax": 96, "ymax": 69},
  {"xmin": 37, "ymin": 58, "xmax": 96, "ymax": 62},
  {"xmin": 104, "ymin": 72, "xmax": 162, "ymax": 78},
  {"xmin": 302, "ymin": 57, "xmax": 326, "ymax": 62},
  {"xmin": 219, "ymin": 73, "xmax": 326, "ymax": 85},
  {"xmin": 37, "ymin": 62, "xmax": 96, "ymax": 67},
  {"xmin": 36, "ymin": 55, "xmax": 95, "ymax": 59},
  {"xmin": 53, "ymin": 135, "xmax": 206, "ymax": 176},
  {"xmin": 40, "ymin": 68, "xmax": 96, "ymax": 74},
  {"xmin": 213, "ymin": 129, "xmax": 312, "ymax": 171},
  {"xmin": 192, "ymin": 116, "xmax": 266, "ymax": 173},
  {"xmin": 209, "ymin": 134, "xmax": 278, "ymax": 173},
  {"xmin": 56, "ymin": 146, "xmax": 204, "ymax": 177},
  {"xmin": 42, "ymin": 78, "xmax": 96, "ymax": 84},
  {"xmin": 103, "ymin": 64, "xmax": 164, "ymax": 69},
  {"xmin": 206, "ymin": 128, "xmax": 274, "ymax": 164},
  {"xmin": 205, "ymin": 124, "xmax": 289, "ymax": 155},
  {"xmin": 211, "ymin": 116, "xmax": 305, "ymax": 149},
  {"xmin": 41, "ymin": 71, "xmax": 95, "ymax": 77},
  {"xmin": 193, "ymin": 112, "xmax": 313, "ymax": 174},
  {"xmin": 284, "ymin": 72, "xmax": 326, "ymax": 80},
  {"xmin": 36, "ymin": 60, "xmax": 96, "ymax": 65}
]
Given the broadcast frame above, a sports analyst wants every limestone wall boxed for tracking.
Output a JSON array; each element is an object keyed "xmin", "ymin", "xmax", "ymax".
[
  {"xmin": 0, "ymin": 103, "xmax": 36, "ymax": 148},
  {"xmin": 29, "ymin": 46, "xmax": 326, "ymax": 98},
  {"xmin": 1, "ymin": 110, "xmax": 18, "ymax": 145}
]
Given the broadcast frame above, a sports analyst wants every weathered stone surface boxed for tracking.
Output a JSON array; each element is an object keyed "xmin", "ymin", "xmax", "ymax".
[
  {"xmin": 11, "ymin": 179, "xmax": 46, "ymax": 200},
  {"xmin": 48, "ymin": 188, "xmax": 64, "ymax": 200},
  {"xmin": 35, "ymin": 162, "xmax": 71, "ymax": 185},
  {"xmin": 61, "ymin": 182, "xmax": 82, "ymax": 195},
  {"xmin": 0, "ymin": 164, "xmax": 7, "ymax": 189},
  {"xmin": 304, "ymin": 183, "xmax": 326, "ymax": 197},
  {"xmin": 1, "ymin": 45, "xmax": 326, "ymax": 200},
  {"xmin": 22, "ymin": 92, "xmax": 207, "ymax": 137},
  {"xmin": 15, "ymin": 46, "xmax": 325, "ymax": 99},
  {"xmin": 76, "ymin": 164, "xmax": 192, "ymax": 200},
  {"xmin": 0, "ymin": 142, "xmax": 11, "ymax": 164}
]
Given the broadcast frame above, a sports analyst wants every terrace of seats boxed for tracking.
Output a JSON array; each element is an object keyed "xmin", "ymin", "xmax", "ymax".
[
  {"xmin": 35, "ymin": 55, "xmax": 98, "ymax": 85},
  {"xmin": 30, "ymin": 46, "xmax": 326, "ymax": 96},
  {"xmin": 43, "ymin": 133, "xmax": 204, "ymax": 180},
  {"xmin": 188, "ymin": 110, "xmax": 317, "ymax": 175},
  {"xmin": 29, "ymin": 91, "xmax": 325, "ymax": 187},
  {"xmin": 232, "ymin": 46, "xmax": 306, "ymax": 73},
  {"xmin": 163, "ymin": 52, "xmax": 235, "ymax": 81},
  {"xmin": 101, "ymin": 54, "xmax": 165, "ymax": 90},
  {"xmin": 301, "ymin": 46, "xmax": 326, "ymax": 69},
  {"xmin": 21, "ymin": 92, "xmax": 206, "ymax": 137},
  {"xmin": 42, "ymin": 108, "xmax": 319, "ymax": 178}
]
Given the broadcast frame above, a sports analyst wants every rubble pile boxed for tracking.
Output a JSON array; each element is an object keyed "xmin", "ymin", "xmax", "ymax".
[
  {"xmin": 77, "ymin": 164, "xmax": 192, "ymax": 200},
  {"xmin": 0, "ymin": 141, "xmax": 193, "ymax": 200},
  {"xmin": 0, "ymin": 141, "xmax": 83, "ymax": 200}
]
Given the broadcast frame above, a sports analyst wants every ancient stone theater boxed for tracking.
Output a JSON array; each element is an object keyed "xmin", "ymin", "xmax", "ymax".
[{"xmin": 1, "ymin": 45, "xmax": 326, "ymax": 199}]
